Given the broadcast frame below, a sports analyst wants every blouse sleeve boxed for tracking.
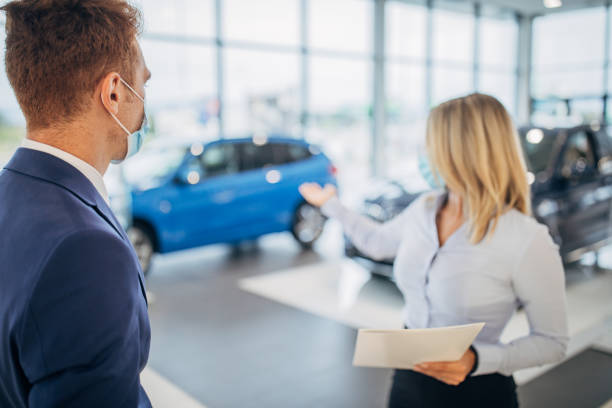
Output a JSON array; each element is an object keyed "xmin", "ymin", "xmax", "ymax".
[
  {"xmin": 320, "ymin": 194, "xmax": 423, "ymax": 261},
  {"xmin": 472, "ymin": 225, "xmax": 569, "ymax": 376}
]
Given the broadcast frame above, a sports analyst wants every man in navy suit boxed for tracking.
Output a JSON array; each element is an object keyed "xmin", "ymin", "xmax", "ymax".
[{"xmin": 0, "ymin": 1, "xmax": 152, "ymax": 406}]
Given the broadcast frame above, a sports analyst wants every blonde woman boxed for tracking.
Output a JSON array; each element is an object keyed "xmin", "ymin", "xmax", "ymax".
[{"xmin": 299, "ymin": 93, "xmax": 568, "ymax": 407}]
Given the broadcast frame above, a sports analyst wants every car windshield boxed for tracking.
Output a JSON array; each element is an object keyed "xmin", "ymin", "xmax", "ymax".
[
  {"xmin": 519, "ymin": 130, "xmax": 558, "ymax": 174},
  {"xmin": 124, "ymin": 146, "xmax": 186, "ymax": 186}
]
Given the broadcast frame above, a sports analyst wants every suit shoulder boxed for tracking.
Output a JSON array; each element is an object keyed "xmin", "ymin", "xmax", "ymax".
[
  {"xmin": 45, "ymin": 229, "xmax": 132, "ymax": 268},
  {"xmin": 31, "ymin": 229, "xmax": 139, "ymax": 308},
  {"xmin": 2, "ymin": 169, "xmax": 115, "ymax": 236}
]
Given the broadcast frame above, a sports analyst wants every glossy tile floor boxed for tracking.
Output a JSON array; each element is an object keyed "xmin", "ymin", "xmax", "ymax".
[{"xmin": 142, "ymin": 222, "xmax": 612, "ymax": 408}]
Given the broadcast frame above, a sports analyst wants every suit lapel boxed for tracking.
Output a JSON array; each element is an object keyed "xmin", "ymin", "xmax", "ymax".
[{"xmin": 4, "ymin": 148, "xmax": 148, "ymax": 304}]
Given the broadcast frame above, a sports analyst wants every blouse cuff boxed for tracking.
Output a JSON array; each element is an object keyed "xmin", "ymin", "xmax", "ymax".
[
  {"xmin": 468, "ymin": 345, "xmax": 479, "ymax": 376},
  {"xmin": 471, "ymin": 342, "xmax": 504, "ymax": 376},
  {"xmin": 320, "ymin": 196, "xmax": 344, "ymax": 219}
]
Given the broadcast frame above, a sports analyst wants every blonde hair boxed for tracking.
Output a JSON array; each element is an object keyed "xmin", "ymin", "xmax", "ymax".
[{"xmin": 425, "ymin": 93, "xmax": 531, "ymax": 244}]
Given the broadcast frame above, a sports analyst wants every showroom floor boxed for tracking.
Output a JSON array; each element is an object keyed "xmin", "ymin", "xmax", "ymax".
[{"xmin": 140, "ymin": 221, "xmax": 612, "ymax": 408}]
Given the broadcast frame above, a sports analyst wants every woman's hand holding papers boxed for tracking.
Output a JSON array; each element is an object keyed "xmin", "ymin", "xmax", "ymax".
[{"xmin": 412, "ymin": 348, "xmax": 476, "ymax": 386}]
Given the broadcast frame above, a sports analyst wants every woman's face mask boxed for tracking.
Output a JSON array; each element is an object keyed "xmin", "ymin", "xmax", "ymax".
[
  {"xmin": 106, "ymin": 77, "xmax": 148, "ymax": 164},
  {"xmin": 418, "ymin": 153, "xmax": 445, "ymax": 189}
]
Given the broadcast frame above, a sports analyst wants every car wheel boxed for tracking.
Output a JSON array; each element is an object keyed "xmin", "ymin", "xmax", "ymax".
[
  {"xmin": 127, "ymin": 224, "xmax": 154, "ymax": 276},
  {"xmin": 291, "ymin": 202, "xmax": 326, "ymax": 249}
]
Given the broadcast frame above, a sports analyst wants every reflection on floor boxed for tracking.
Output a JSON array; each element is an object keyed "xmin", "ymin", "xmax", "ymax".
[{"xmin": 143, "ymin": 224, "xmax": 612, "ymax": 408}]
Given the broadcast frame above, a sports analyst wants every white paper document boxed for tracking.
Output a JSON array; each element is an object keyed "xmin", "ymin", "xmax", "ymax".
[{"xmin": 353, "ymin": 322, "xmax": 485, "ymax": 369}]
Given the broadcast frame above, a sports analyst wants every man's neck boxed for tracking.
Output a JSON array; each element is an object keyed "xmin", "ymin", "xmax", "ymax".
[{"xmin": 26, "ymin": 126, "xmax": 109, "ymax": 175}]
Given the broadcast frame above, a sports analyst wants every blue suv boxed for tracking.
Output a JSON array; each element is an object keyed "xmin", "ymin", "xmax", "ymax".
[{"xmin": 123, "ymin": 135, "xmax": 337, "ymax": 274}]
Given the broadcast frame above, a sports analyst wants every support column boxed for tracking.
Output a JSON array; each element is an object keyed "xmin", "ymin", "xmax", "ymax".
[
  {"xmin": 516, "ymin": 13, "xmax": 533, "ymax": 125},
  {"xmin": 372, "ymin": 0, "xmax": 386, "ymax": 177}
]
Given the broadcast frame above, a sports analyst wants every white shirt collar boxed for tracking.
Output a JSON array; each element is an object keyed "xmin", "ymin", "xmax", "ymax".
[{"xmin": 21, "ymin": 139, "xmax": 110, "ymax": 206}]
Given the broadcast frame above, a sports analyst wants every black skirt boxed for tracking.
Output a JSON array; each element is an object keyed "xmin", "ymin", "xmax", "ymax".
[{"xmin": 388, "ymin": 368, "xmax": 519, "ymax": 408}]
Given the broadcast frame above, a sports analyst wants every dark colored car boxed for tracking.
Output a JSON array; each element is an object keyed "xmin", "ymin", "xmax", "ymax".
[
  {"xmin": 124, "ymin": 135, "xmax": 337, "ymax": 274},
  {"xmin": 346, "ymin": 124, "xmax": 612, "ymax": 277}
]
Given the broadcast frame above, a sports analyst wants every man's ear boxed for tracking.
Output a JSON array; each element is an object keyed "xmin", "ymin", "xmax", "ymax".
[{"xmin": 99, "ymin": 72, "xmax": 123, "ymax": 116}]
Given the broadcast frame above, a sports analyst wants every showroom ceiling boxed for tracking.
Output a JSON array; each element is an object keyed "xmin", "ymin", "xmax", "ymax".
[{"xmin": 479, "ymin": 0, "xmax": 606, "ymax": 15}]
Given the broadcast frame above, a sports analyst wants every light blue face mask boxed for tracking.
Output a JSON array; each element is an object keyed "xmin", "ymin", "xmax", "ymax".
[
  {"xmin": 108, "ymin": 77, "xmax": 148, "ymax": 164},
  {"xmin": 418, "ymin": 153, "xmax": 445, "ymax": 189}
]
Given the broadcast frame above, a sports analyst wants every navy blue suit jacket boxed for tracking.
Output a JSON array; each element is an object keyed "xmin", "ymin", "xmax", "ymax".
[{"xmin": 0, "ymin": 148, "xmax": 151, "ymax": 407}]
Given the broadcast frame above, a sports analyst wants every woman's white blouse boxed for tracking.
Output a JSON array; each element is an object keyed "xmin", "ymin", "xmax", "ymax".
[{"xmin": 321, "ymin": 190, "xmax": 569, "ymax": 376}]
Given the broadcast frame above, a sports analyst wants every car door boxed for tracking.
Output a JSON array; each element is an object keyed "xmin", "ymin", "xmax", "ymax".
[
  {"xmin": 235, "ymin": 141, "xmax": 302, "ymax": 233},
  {"xmin": 554, "ymin": 129, "xmax": 611, "ymax": 253},
  {"xmin": 162, "ymin": 141, "xmax": 248, "ymax": 250},
  {"xmin": 265, "ymin": 143, "xmax": 316, "ymax": 228}
]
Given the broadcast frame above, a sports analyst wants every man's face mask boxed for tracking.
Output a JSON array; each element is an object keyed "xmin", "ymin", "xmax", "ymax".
[{"xmin": 106, "ymin": 77, "xmax": 148, "ymax": 164}]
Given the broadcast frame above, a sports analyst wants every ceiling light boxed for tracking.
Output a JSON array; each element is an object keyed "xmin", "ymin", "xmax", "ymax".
[{"xmin": 543, "ymin": 0, "xmax": 562, "ymax": 8}]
